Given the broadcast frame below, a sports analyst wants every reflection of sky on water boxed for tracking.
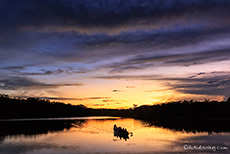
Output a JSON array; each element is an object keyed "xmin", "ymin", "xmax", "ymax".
[{"xmin": 0, "ymin": 118, "xmax": 229, "ymax": 154}]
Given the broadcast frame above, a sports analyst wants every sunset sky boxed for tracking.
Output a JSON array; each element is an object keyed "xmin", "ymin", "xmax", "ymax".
[{"xmin": 0, "ymin": 0, "xmax": 230, "ymax": 108}]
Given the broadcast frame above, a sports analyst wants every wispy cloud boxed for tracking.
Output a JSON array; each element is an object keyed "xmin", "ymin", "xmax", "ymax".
[
  {"xmin": 18, "ymin": 68, "xmax": 88, "ymax": 76},
  {"xmin": 93, "ymin": 75, "xmax": 161, "ymax": 80},
  {"xmin": 2, "ymin": 66, "xmax": 26, "ymax": 70},
  {"xmin": 91, "ymin": 104, "xmax": 105, "ymax": 107},
  {"xmin": 13, "ymin": 0, "xmax": 230, "ymax": 35},
  {"xmin": 106, "ymin": 48, "xmax": 230, "ymax": 73},
  {"xmin": 0, "ymin": 76, "xmax": 83, "ymax": 90},
  {"xmin": 83, "ymin": 97, "xmax": 111, "ymax": 100},
  {"xmin": 0, "ymin": 0, "xmax": 229, "ymax": 67},
  {"xmin": 153, "ymin": 72, "xmax": 230, "ymax": 98},
  {"xmin": 94, "ymin": 71, "xmax": 230, "ymax": 98},
  {"xmin": 13, "ymin": 96, "xmax": 111, "ymax": 102},
  {"xmin": 21, "ymin": 69, "xmax": 65, "ymax": 76},
  {"xmin": 112, "ymin": 90, "xmax": 125, "ymax": 92},
  {"xmin": 126, "ymin": 86, "xmax": 135, "ymax": 88}
]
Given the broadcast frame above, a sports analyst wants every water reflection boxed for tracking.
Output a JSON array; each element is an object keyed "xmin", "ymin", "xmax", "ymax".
[
  {"xmin": 0, "ymin": 120, "xmax": 85, "ymax": 143},
  {"xmin": 0, "ymin": 117, "xmax": 229, "ymax": 154},
  {"xmin": 141, "ymin": 118, "xmax": 230, "ymax": 134}
]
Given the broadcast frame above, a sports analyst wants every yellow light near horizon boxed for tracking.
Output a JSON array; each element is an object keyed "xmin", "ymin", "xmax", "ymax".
[
  {"xmin": 46, "ymin": 76, "xmax": 226, "ymax": 109},
  {"xmin": 54, "ymin": 79, "xmax": 179, "ymax": 109}
]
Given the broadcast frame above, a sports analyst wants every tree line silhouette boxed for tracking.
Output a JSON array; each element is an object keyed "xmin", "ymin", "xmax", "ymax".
[
  {"xmin": 0, "ymin": 94, "xmax": 89, "ymax": 119},
  {"xmin": 1, "ymin": 94, "xmax": 230, "ymax": 119},
  {"xmin": 131, "ymin": 99, "xmax": 230, "ymax": 119}
]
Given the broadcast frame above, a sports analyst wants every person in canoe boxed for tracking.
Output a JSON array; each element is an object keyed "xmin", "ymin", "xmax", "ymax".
[{"xmin": 113, "ymin": 124, "xmax": 131, "ymax": 141}]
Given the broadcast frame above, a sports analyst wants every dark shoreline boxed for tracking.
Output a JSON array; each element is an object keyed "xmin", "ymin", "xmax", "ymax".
[{"xmin": 1, "ymin": 94, "xmax": 230, "ymax": 121}]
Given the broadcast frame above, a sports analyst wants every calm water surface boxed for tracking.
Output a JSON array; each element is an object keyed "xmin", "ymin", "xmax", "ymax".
[{"xmin": 0, "ymin": 116, "xmax": 229, "ymax": 154}]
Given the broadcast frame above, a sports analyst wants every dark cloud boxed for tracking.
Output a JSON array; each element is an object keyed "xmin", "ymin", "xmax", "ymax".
[
  {"xmin": 2, "ymin": 66, "xmax": 25, "ymax": 70},
  {"xmin": 1, "ymin": 0, "xmax": 229, "ymax": 31},
  {"xmin": 94, "ymin": 71, "xmax": 230, "ymax": 82},
  {"xmin": 112, "ymin": 90, "xmax": 124, "ymax": 92},
  {"xmin": 21, "ymin": 69, "xmax": 64, "ymax": 76},
  {"xmin": 0, "ymin": 0, "xmax": 229, "ymax": 66},
  {"xmin": 0, "ymin": 76, "xmax": 83, "ymax": 90},
  {"xmin": 165, "ymin": 49, "xmax": 230, "ymax": 66},
  {"xmin": 70, "ymin": 97, "xmax": 111, "ymax": 101},
  {"xmin": 91, "ymin": 104, "xmax": 105, "ymax": 107},
  {"xmin": 87, "ymin": 97, "xmax": 111, "ymax": 100},
  {"xmin": 21, "ymin": 27, "xmax": 229, "ymax": 66},
  {"xmin": 34, "ymin": 97, "xmax": 78, "ymax": 101},
  {"xmin": 102, "ymin": 99, "xmax": 113, "ymax": 102},
  {"xmin": 14, "ymin": 96, "xmax": 111, "ymax": 101},
  {"xmin": 44, "ymin": 97, "xmax": 111, "ymax": 101},
  {"xmin": 166, "ymin": 74, "xmax": 230, "ymax": 98},
  {"xmin": 93, "ymin": 74, "xmax": 221, "ymax": 82},
  {"xmin": 17, "ymin": 68, "xmax": 87, "ymax": 76},
  {"xmin": 190, "ymin": 72, "xmax": 206, "ymax": 78},
  {"xmin": 107, "ymin": 48, "xmax": 230, "ymax": 72}
]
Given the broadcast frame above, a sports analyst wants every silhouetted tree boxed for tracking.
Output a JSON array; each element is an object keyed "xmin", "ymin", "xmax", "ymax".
[
  {"xmin": 0, "ymin": 94, "xmax": 88, "ymax": 119},
  {"xmin": 1, "ymin": 94, "xmax": 230, "ymax": 119}
]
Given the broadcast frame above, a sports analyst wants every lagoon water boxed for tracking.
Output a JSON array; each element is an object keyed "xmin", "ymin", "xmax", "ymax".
[{"xmin": 0, "ymin": 116, "xmax": 229, "ymax": 154}]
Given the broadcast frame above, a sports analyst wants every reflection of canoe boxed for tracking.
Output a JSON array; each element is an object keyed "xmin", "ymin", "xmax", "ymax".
[{"xmin": 114, "ymin": 129, "xmax": 129, "ymax": 135}]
